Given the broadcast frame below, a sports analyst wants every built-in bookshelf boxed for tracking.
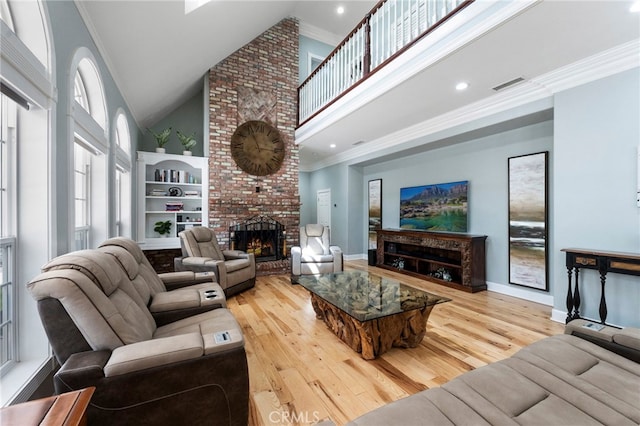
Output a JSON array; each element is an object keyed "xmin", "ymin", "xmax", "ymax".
[{"xmin": 137, "ymin": 151, "xmax": 208, "ymax": 249}]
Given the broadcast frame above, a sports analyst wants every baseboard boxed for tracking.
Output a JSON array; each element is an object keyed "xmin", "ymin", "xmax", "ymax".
[
  {"xmin": 551, "ymin": 308, "xmax": 568, "ymax": 324},
  {"xmin": 344, "ymin": 253, "xmax": 366, "ymax": 261},
  {"xmin": 486, "ymin": 280, "xmax": 555, "ymax": 307}
]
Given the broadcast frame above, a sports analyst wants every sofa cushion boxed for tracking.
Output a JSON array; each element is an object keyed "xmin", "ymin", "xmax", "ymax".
[
  {"xmin": 614, "ymin": 328, "xmax": 640, "ymax": 351},
  {"xmin": 104, "ymin": 332, "xmax": 204, "ymax": 377}
]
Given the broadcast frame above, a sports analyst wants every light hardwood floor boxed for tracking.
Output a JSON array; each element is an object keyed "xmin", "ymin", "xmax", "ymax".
[{"xmin": 227, "ymin": 260, "xmax": 565, "ymax": 426}]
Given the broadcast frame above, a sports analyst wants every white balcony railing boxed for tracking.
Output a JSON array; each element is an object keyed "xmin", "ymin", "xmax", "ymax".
[{"xmin": 298, "ymin": 0, "xmax": 471, "ymax": 125}]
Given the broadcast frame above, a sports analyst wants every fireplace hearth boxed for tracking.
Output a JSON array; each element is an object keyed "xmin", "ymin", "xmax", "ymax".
[{"xmin": 229, "ymin": 216, "xmax": 285, "ymax": 262}]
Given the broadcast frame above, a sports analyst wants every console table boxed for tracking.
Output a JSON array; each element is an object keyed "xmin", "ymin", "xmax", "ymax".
[
  {"xmin": 562, "ymin": 248, "xmax": 640, "ymax": 324},
  {"xmin": 377, "ymin": 229, "xmax": 487, "ymax": 292}
]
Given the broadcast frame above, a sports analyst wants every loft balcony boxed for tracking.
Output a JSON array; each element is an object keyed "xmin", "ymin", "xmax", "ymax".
[
  {"xmin": 295, "ymin": 1, "xmax": 640, "ymax": 172},
  {"xmin": 298, "ymin": 0, "xmax": 472, "ymax": 126}
]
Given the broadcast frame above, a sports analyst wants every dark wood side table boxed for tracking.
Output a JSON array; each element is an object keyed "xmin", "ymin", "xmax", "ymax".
[
  {"xmin": 1, "ymin": 387, "xmax": 95, "ymax": 426},
  {"xmin": 562, "ymin": 248, "xmax": 640, "ymax": 325}
]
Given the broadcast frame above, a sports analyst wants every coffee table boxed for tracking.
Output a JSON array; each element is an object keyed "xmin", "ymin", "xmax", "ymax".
[{"xmin": 298, "ymin": 270, "xmax": 450, "ymax": 359}]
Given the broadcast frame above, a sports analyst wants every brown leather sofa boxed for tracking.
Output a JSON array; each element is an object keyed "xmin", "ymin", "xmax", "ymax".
[
  {"xmin": 28, "ymin": 247, "xmax": 249, "ymax": 426},
  {"xmin": 347, "ymin": 320, "xmax": 640, "ymax": 425}
]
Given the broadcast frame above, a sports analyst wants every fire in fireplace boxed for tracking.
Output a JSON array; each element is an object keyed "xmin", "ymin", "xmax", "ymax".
[{"xmin": 229, "ymin": 216, "xmax": 285, "ymax": 262}]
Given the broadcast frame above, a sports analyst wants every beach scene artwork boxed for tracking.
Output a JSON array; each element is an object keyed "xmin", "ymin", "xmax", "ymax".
[
  {"xmin": 400, "ymin": 181, "xmax": 468, "ymax": 232},
  {"xmin": 508, "ymin": 152, "xmax": 548, "ymax": 290}
]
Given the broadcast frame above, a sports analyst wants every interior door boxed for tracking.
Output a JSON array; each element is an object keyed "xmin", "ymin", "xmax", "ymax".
[{"xmin": 317, "ymin": 189, "xmax": 331, "ymax": 228}]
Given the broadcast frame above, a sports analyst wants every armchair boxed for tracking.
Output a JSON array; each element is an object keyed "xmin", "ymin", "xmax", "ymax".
[
  {"xmin": 291, "ymin": 224, "xmax": 343, "ymax": 283},
  {"xmin": 174, "ymin": 227, "xmax": 256, "ymax": 297},
  {"xmin": 28, "ymin": 250, "xmax": 249, "ymax": 426}
]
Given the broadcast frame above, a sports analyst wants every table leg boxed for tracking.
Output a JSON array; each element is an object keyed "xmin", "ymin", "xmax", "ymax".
[
  {"xmin": 599, "ymin": 269, "xmax": 608, "ymax": 324},
  {"xmin": 572, "ymin": 268, "xmax": 581, "ymax": 320},
  {"xmin": 565, "ymin": 267, "xmax": 574, "ymax": 324}
]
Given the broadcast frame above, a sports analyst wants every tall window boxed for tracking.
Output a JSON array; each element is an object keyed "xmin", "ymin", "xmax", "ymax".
[
  {"xmin": 0, "ymin": 93, "xmax": 17, "ymax": 374},
  {"xmin": 74, "ymin": 142, "xmax": 91, "ymax": 250},
  {"xmin": 71, "ymin": 54, "xmax": 107, "ymax": 250},
  {"xmin": 114, "ymin": 112, "xmax": 131, "ymax": 237}
]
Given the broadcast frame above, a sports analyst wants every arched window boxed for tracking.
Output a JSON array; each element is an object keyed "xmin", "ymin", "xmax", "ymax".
[
  {"xmin": 69, "ymin": 49, "xmax": 108, "ymax": 250},
  {"xmin": 114, "ymin": 111, "xmax": 131, "ymax": 237}
]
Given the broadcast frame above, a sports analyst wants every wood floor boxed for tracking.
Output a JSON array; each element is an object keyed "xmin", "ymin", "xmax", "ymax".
[{"xmin": 227, "ymin": 260, "xmax": 565, "ymax": 426}]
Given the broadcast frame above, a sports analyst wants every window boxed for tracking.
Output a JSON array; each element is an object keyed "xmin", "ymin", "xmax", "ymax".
[
  {"xmin": 74, "ymin": 142, "xmax": 91, "ymax": 250},
  {"xmin": 0, "ymin": 93, "xmax": 16, "ymax": 374},
  {"xmin": 114, "ymin": 112, "xmax": 131, "ymax": 237},
  {"xmin": 70, "ymin": 51, "xmax": 108, "ymax": 249}
]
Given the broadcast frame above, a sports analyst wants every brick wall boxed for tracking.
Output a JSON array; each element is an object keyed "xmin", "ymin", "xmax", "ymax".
[{"xmin": 208, "ymin": 18, "xmax": 300, "ymax": 269}]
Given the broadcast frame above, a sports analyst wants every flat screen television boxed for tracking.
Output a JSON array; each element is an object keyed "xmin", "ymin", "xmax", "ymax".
[{"xmin": 400, "ymin": 180, "xmax": 468, "ymax": 232}]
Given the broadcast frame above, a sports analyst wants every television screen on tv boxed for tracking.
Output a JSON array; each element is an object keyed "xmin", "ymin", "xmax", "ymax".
[{"xmin": 400, "ymin": 180, "xmax": 468, "ymax": 232}]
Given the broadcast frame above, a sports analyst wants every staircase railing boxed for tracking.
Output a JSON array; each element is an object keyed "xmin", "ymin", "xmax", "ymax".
[{"xmin": 298, "ymin": 0, "xmax": 473, "ymax": 126}]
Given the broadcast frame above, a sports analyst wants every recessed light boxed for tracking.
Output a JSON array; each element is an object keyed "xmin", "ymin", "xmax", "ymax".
[
  {"xmin": 336, "ymin": 6, "xmax": 345, "ymax": 15},
  {"xmin": 631, "ymin": 1, "xmax": 640, "ymax": 12},
  {"xmin": 330, "ymin": 144, "xmax": 336, "ymax": 148},
  {"xmin": 455, "ymin": 82, "xmax": 469, "ymax": 91}
]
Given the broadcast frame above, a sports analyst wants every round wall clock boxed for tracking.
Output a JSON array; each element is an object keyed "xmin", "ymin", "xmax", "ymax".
[{"xmin": 231, "ymin": 120, "xmax": 285, "ymax": 176}]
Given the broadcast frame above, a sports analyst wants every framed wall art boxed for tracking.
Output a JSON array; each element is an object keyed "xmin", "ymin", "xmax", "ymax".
[
  {"xmin": 368, "ymin": 179, "xmax": 382, "ymax": 249},
  {"xmin": 508, "ymin": 151, "xmax": 549, "ymax": 291}
]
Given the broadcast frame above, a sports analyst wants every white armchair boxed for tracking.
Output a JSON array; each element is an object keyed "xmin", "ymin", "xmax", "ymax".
[{"xmin": 291, "ymin": 224, "xmax": 343, "ymax": 283}]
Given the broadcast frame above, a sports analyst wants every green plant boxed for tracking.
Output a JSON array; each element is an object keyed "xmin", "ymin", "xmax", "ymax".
[
  {"xmin": 154, "ymin": 220, "xmax": 172, "ymax": 235},
  {"xmin": 177, "ymin": 130, "xmax": 197, "ymax": 151},
  {"xmin": 148, "ymin": 127, "xmax": 172, "ymax": 148}
]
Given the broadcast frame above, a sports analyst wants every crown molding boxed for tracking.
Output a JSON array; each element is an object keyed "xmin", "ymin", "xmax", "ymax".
[{"xmin": 298, "ymin": 21, "xmax": 342, "ymax": 47}]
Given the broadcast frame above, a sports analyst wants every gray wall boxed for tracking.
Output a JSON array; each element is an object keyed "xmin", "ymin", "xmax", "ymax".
[
  {"xmin": 362, "ymin": 121, "xmax": 553, "ymax": 289},
  {"xmin": 553, "ymin": 68, "xmax": 640, "ymax": 327},
  {"xmin": 299, "ymin": 35, "xmax": 333, "ymax": 84},
  {"xmin": 301, "ymin": 68, "xmax": 640, "ymax": 328},
  {"xmin": 140, "ymin": 89, "xmax": 205, "ymax": 157}
]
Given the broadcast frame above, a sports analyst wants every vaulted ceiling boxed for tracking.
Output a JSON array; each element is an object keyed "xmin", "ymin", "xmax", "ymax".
[
  {"xmin": 76, "ymin": 1, "xmax": 639, "ymax": 171},
  {"xmin": 75, "ymin": 0, "xmax": 376, "ymax": 127}
]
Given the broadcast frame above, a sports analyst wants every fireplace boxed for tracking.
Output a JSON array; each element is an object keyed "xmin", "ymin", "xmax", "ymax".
[{"xmin": 229, "ymin": 216, "xmax": 285, "ymax": 262}]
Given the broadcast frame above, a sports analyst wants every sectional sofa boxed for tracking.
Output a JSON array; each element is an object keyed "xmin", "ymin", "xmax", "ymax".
[
  {"xmin": 347, "ymin": 319, "xmax": 640, "ymax": 425},
  {"xmin": 27, "ymin": 238, "xmax": 249, "ymax": 426}
]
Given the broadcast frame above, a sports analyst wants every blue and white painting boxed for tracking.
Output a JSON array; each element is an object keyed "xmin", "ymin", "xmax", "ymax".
[{"xmin": 508, "ymin": 152, "xmax": 548, "ymax": 291}]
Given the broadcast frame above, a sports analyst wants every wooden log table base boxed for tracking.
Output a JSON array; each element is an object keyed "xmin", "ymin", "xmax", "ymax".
[{"xmin": 310, "ymin": 293, "xmax": 436, "ymax": 360}]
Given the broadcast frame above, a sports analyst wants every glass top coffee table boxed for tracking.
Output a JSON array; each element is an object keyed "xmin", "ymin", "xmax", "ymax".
[{"xmin": 298, "ymin": 270, "xmax": 450, "ymax": 359}]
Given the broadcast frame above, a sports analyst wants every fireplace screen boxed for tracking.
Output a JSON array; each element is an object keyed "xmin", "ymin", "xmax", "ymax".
[{"xmin": 229, "ymin": 216, "xmax": 284, "ymax": 262}]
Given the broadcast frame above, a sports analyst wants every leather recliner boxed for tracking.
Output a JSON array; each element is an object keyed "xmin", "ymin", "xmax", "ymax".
[
  {"xmin": 28, "ymin": 249, "xmax": 249, "ymax": 426},
  {"xmin": 174, "ymin": 227, "xmax": 256, "ymax": 297},
  {"xmin": 291, "ymin": 224, "xmax": 343, "ymax": 283}
]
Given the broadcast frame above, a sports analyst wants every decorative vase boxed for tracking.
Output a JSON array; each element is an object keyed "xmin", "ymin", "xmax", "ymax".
[
  {"xmin": 183, "ymin": 150, "xmax": 192, "ymax": 156},
  {"xmin": 155, "ymin": 147, "xmax": 166, "ymax": 154}
]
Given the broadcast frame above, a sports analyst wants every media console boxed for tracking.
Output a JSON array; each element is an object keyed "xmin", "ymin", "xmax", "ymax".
[{"xmin": 376, "ymin": 229, "xmax": 487, "ymax": 293}]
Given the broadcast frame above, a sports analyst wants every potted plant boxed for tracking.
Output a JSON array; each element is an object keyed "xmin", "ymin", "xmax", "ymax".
[
  {"xmin": 154, "ymin": 220, "xmax": 172, "ymax": 237},
  {"xmin": 148, "ymin": 127, "xmax": 172, "ymax": 153},
  {"xmin": 177, "ymin": 130, "xmax": 196, "ymax": 156}
]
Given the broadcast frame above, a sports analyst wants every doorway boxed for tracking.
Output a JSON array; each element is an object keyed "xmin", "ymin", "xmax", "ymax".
[{"xmin": 317, "ymin": 189, "xmax": 331, "ymax": 229}]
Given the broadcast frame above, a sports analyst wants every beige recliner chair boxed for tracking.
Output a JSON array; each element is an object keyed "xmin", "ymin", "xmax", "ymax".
[
  {"xmin": 174, "ymin": 227, "xmax": 256, "ymax": 297},
  {"xmin": 28, "ymin": 249, "xmax": 249, "ymax": 426},
  {"xmin": 291, "ymin": 224, "xmax": 343, "ymax": 283}
]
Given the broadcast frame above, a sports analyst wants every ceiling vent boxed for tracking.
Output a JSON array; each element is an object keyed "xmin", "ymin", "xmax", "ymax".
[
  {"xmin": 353, "ymin": 140, "xmax": 366, "ymax": 146},
  {"xmin": 492, "ymin": 77, "xmax": 525, "ymax": 92}
]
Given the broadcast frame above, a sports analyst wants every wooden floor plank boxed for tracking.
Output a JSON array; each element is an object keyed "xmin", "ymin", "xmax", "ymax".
[{"xmin": 229, "ymin": 260, "xmax": 565, "ymax": 425}]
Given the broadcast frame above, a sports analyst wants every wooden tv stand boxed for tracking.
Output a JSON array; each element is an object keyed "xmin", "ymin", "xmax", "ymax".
[{"xmin": 376, "ymin": 229, "xmax": 487, "ymax": 293}]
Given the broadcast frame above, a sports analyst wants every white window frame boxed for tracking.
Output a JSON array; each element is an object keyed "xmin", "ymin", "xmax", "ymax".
[
  {"xmin": 0, "ymin": 93, "xmax": 17, "ymax": 376},
  {"xmin": 113, "ymin": 111, "xmax": 131, "ymax": 237}
]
